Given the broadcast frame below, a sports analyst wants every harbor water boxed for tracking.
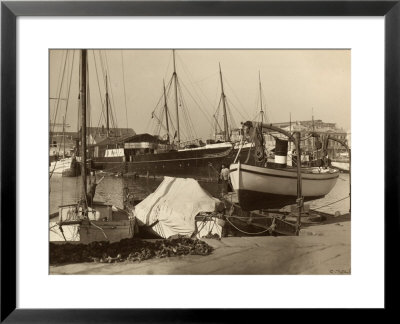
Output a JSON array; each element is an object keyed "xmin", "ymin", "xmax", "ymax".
[{"xmin": 49, "ymin": 173, "xmax": 350, "ymax": 215}]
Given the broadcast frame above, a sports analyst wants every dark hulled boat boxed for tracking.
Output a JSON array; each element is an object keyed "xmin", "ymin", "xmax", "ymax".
[
  {"xmin": 90, "ymin": 51, "xmax": 252, "ymax": 180},
  {"xmin": 91, "ymin": 134, "xmax": 256, "ymax": 180}
]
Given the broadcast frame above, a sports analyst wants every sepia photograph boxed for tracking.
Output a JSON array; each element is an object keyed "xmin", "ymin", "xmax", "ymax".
[{"xmin": 49, "ymin": 49, "xmax": 351, "ymax": 275}]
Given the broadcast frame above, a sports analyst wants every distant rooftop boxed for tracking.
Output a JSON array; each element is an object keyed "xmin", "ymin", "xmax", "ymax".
[{"xmin": 50, "ymin": 126, "xmax": 135, "ymax": 137}]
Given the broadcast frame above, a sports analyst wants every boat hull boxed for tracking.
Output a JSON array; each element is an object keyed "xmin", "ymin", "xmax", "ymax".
[
  {"xmin": 49, "ymin": 202, "xmax": 135, "ymax": 243},
  {"xmin": 229, "ymin": 162, "xmax": 339, "ymax": 211},
  {"xmin": 92, "ymin": 146, "xmax": 252, "ymax": 181}
]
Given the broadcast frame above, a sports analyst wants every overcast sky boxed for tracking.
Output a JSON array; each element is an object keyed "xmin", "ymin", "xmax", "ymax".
[{"xmin": 50, "ymin": 49, "xmax": 350, "ymax": 141}]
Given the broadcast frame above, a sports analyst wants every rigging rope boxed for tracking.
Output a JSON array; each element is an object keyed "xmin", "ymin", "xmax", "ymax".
[
  {"xmin": 311, "ymin": 195, "xmax": 350, "ymax": 211},
  {"xmin": 51, "ymin": 50, "xmax": 69, "ymax": 135},
  {"xmin": 177, "ymin": 80, "xmax": 197, "ymax": 140},
  {"xmin": 178, "ymin": 78, "xmax": 214, "ymax": 127},
  {"xmin": 63, "ymin": 50, "xmax": 76, "ymax": 127},
  {"xmin": 223, "ymin": 77, "xmax": 251, "ymax": 121},
  {"xmin": 175, "ymin": 56, "xmax": 215, "ymax": 125},
  {"xmin": 212, "ymin": 97, "xmax": 223, "ymax": 137},
  {"xmin": 103, "ymin": 51, "xmax": 119, "ymax": 130},
  {"xmin": 92, "ymin": 50, "xmax": 108, "ymax": 132},
  {"xmin": 147, "ymin": 82, "xmax": 169, "ymax": 133},
  {"xmin": 98, "ymin": 51, "xmax": 117, "ymax": 130},
  {"xmin": 226, "ymin": 101, "xmax": 237, "ymax": 132},
  {"xmin": 50, "ymin": 50, "xmax": 67, "ymax": 123},
  {"xmin": 49, "ymin": 51, "xmax": 76, "ymax": 182}
]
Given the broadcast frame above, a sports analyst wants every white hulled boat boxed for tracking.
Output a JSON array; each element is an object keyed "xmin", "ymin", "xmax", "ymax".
[
  {"xmin": 229, "ymin": 161, "xmax": 339, "ymax": 211},
  {"xmin": 230, "ymin": 121, "xmax": 341, "ymax": 211}
]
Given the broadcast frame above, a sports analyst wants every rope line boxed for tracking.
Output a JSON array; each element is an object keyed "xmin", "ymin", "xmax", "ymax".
[
  {"xmin": 225, "ymin": 216, "xmax": 272, "ymax": 235},
  {"xmin": 311, "ymin": 195, "xmax": 350, "ymax": 211}
]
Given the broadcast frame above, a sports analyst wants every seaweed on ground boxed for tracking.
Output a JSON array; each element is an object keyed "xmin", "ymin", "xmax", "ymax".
[{"xmin": 49, "ymin": 236, "xmax": 214, "ymax": 265}]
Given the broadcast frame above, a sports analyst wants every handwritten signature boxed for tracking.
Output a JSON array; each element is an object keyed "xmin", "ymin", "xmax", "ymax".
[{"xmin": 330, "ymin": 269, "xmax": 351, "ymax": 274}]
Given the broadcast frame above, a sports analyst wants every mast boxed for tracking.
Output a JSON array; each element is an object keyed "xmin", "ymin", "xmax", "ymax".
[
  {"xmin": 173, "ymin": 50, "xmax": 180, "ymax": 144},
  {"xmin": 163, "ymin": 79, "xmax": 170, "ymax": 143},
  {"xmin": 312, "ymin": 108, "xmax": 315, "ymax": 159},
  {"xmin": 289, "ymin": 112, "xmax": 292, "ymax": 152},
  {"xmin": 106, "ymin": 73, "xmax": 110, "ymax": 137},
  {"xmin": 62, "ymin": 116, "xmax": 66, "ymax": 158},
  {"xmin": 80, "ymin": 49, "xmax": 87, "ymax": 206},
  {"xmin": 294, "ymin": 131, "xmax": 303, "ymax": 233},
  {"xmin": 259, "ymin": 71, "xmax": 264, "ymax": 124},
  {"xmin": 219, "ymin": 63, "xmax": 229, "ymax": 142}
]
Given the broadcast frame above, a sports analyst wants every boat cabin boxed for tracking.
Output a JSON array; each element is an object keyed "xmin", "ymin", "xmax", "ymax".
[{"xmin": 123, "ymin": 133, "xmax": 171, "ymax": 161}]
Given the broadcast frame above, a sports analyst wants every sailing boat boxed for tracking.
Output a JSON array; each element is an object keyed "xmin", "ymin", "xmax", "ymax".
[
  {"xmin": 91, "ymin": 51, "xmax": 244, "ymax": 181},
  {"xmin": 49, "ymin": 71, "xmax": 80, "ymax": 178},
  {"xmin": 229, "ymin": 122, "xmax": 340, "ymax": 211},
  {"xmin": 50, "ymin": 50, "xmax": 135, "ymax": 243}
]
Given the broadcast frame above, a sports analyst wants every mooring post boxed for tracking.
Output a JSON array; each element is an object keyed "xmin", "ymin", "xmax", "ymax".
[
  {"xmin": 348, "ymin": 148, "xmax": 351, "ymax": 213},
  {"xmin": 295, "ymin": 132, "xmax": 303, "ymax": 234}
]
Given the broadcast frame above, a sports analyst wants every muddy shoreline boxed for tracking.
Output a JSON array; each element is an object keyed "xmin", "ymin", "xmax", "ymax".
[{"xmin": 50, "ymin": 212, "xmax": 350, "ymax": 275}]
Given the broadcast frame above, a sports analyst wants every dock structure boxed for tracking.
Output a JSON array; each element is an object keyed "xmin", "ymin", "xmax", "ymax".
[
  {"xmin": 221, "ymin": 192, "xmax": 299, "ymax": 236},
  {"xmin": 220, "ymin": 192, "xmax": 339, "ymax": 237}
]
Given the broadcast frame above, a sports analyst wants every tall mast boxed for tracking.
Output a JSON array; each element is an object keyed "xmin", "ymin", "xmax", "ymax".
[
  {"xmin": 163, "ymin": 79, "xmax": 170, "ymax": 143},
  {"xmin": 106, "ymin": 73, "xmax": 110, "ymax": 137},
  {"xmin": 62, "ymin": 116, "xmax": 66, "ymax": 158},
  {"xmin": 173, "ymin": 50, "xmax": 180, "ymax": 144},
  {"xmin": 259, "ymin": 71, "xmax": 264, "ymax": 124},
  {"xmin": 312, "ymin": 108, "xmax": 315, "ymax": 158},
  {"xmin": 219, "ymin": 63, "xmax": 229, "ymax": 142},
  {"xmin": 80, "ymin": 49, "xmax": 87, "ymax": 204}
]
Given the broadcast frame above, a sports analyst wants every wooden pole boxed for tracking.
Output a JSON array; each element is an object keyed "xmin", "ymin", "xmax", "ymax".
[
  {"xmin": 219, "ymin": 63, "xmax": 229, "ymax": 142},
  {"xmin": 106, "ymin": 74, "xmax": 109, "ymax": 137},
  {"xmin": 173, "ymin": 50, "xmax": 180, "ymax": 145},
  {"xmin": 295, "ymin": 131, "xmax": 303, "ymax": 233},
  {"xmin": 289, "ymin": 113, "xmax": 292, "ymax": 153},
  {"xmin": 259, "ymin": 71, "xmax": 263, "ymax": 125},
  {"xmin": 62, "ymin": 116, "xmax": 65, "ymax": 158},
  {"xmin": 326, "ymin": 135, "xmax": 351, "ymax": 213},
  {"xmin": 80, "ymin": 49, "xmax": 87, "ymax": 206},
  {"xmin": 163, "ymin": 79, "xmax": 170, "ymax": 144},
  {"xmin": 312, "ymin": 108, "xmax": 316, "ymax": 160},
  {"xmin": 349, "ymin": 148, "xmax": 351, "ymax": 213}
]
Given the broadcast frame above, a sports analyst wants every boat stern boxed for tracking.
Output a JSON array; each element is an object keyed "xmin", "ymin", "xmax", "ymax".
[{"xmin": 229, "ymin": 162, "xmax": 240, "ymax": 193}]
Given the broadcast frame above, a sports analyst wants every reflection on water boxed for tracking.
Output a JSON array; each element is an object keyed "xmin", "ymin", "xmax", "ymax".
[
  {"xmin": 49, "ymin": 175, "xmax": 160, "ymax": 213},
  {"xmin": 49, "ymin": 173, "xmax": 350, "ymax": 215}
]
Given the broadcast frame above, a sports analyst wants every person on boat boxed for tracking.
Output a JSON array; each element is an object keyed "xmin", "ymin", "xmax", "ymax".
[
  {"xmin": 86, "ymin": 178, "xmax": 98, "ymax": 206},
  {"xmin": 220, "ymin": 164, "xmax": 230, "ymax": 195},
  {"xmin": 322, "ymin": 153, "xmax": 331, "ymax": 169},
  {"xmin": 292, "ymin": 149, "xmax": 298, "ymax": 166},
  {"xmin": 242, "ymin": 121, "xmax": 253, "ymax": 141},
  {"xmin": 239, "ymin": 122, "xmax": 244, "ymax": 142}
]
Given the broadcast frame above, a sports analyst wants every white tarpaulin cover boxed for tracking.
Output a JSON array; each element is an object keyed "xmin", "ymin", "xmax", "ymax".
[{"xmin": 134, "ymin": 177, "xmax": 220, "ymax": 238}]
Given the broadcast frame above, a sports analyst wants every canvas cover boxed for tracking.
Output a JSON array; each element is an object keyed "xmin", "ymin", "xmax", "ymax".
[{"xmin": 134, "ymin": 177, "xmax": 220, "ymax": 238}]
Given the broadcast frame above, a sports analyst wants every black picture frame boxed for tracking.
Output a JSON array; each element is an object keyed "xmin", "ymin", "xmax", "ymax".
[{"xmin": 1, "ymin": 0, "xmax": 399, "ymax": 321}]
